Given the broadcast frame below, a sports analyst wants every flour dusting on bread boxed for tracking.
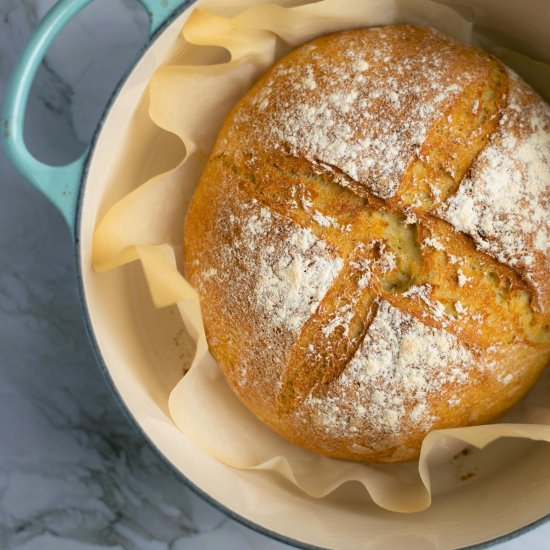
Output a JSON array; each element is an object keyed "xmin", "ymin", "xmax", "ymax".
[
  {"xmin": 306, "ymin": 300, "xmax": 477, "ymax": 441},
  {"xmin": 438, "ymin": 71, "xmax": 550, "ymax": 308},
  {"xmin": 230, "ymin": 27, "xmax": 485, "ymax": 199},
  {"xmin": 242, "ymin": 202, "xmax": 344, "ymax": 332}
]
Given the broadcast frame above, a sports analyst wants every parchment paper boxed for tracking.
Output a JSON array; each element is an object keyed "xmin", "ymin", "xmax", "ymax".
[{"xmin": 93, "ymin": 0, "xmax": 550, "ymax": 513}]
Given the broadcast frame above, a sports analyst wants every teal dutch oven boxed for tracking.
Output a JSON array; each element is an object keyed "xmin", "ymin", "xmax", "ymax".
[{"xmin": 3, "ymin": 1, "xmax": 550, "ymax": 548}]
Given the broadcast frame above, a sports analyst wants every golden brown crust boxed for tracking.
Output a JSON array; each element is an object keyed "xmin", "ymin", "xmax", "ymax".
[{"xmin": 184, "ymin": 25, "xmax": 550, "ymax": 463}]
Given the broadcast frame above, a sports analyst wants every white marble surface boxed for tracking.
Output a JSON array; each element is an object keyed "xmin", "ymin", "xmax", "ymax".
[{"xmin": 0, "ymin": 1, "xmax": 549, "ymax": 549}]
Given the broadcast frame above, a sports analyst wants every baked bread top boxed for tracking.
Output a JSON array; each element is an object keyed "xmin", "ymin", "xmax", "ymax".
[{"xmin": 184, "ymin": 25, "xmax": 550, "ymax": 462}]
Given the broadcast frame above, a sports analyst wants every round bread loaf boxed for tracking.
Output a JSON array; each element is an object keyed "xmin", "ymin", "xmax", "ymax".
[{"xmin": 184, "ymin": 25, "xmax": 550, "ymax": 463}]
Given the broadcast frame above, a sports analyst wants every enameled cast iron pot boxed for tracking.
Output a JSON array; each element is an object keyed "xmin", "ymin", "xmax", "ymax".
[{"xmin": 3, "ymin": 1, "xmax": 550, "ymax": 548}]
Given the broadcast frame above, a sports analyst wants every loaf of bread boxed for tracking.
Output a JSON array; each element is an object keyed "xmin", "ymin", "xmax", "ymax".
[{"xmin": 184, "ymin": 25, "xmax": 550, "ymax": 463}]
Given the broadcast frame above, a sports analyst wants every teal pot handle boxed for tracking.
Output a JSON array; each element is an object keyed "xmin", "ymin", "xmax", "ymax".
[{"xmin": 2, "ymin": 0, "xmax": 187, "ymax": 230}]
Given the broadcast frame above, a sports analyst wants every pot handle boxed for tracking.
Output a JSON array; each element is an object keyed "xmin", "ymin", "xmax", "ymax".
[{"xmin": 2, "ymin": 0, "xmax": 188, "ymax": 230}]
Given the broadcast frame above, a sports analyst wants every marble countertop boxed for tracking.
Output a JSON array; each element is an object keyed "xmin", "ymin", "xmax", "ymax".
[{"xmin": 0, "ymin": 1, "xmax": 549, "ymax": 548}]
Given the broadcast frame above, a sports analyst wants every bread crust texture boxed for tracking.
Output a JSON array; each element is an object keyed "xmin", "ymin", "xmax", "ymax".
[{"xmin": 184, "ymin": 25, "xmax": 550, "ymax": 463}]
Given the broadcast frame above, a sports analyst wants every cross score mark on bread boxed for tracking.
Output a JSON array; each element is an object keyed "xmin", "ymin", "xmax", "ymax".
[{"xmin": 185, "ymin": 26, "xmax": 550, "ymax": 462}]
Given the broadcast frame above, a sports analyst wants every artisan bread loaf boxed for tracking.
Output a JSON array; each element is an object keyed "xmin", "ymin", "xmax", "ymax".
[{"xmin": 184, "ymin": 25, "xmax": 550, "ymax": 463}]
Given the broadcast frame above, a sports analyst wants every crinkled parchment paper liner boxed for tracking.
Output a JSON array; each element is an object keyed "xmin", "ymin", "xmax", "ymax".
[{"xmin": 93, "ymin": 0, "xmax": 550, "ymax": 513}]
